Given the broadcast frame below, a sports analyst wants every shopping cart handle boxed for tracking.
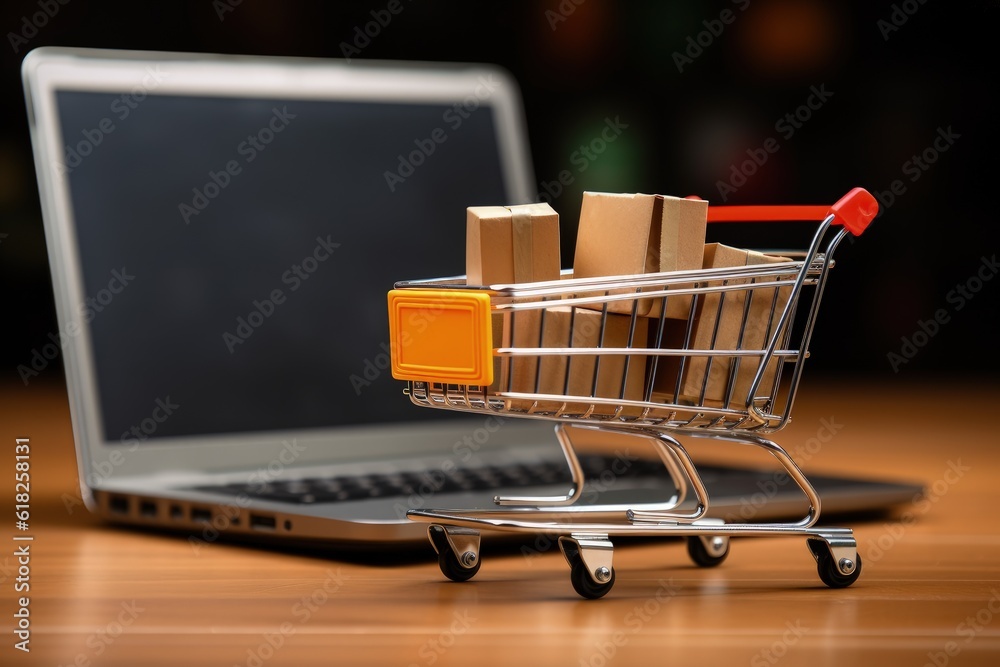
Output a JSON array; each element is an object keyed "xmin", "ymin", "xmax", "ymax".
[
  {"xmin": 827, "ymin": 187, "xmax": 878, "ymax": 237},
  {"xmin": 692, "ymin": 187, "xmax": 878, "ymax": 236}
]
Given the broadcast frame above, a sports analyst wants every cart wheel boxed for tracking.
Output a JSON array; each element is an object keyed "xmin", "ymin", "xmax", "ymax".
[
  {"xmin": 687, "ymin": 535, "xmax": 730, "ymax": 568},
  {"xmin": 437, "ymin": 547, "xmax": 481, "ymax": 583},
  {"xmin": 570, "ymin": 561, "xmax": 616, "ymax": 600},
  {"xmin": 816, "ymin": 550, "xmax": 862, "ymax": 588}
]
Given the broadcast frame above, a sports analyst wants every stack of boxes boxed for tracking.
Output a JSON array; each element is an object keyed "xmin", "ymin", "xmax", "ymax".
[{"xmin": 465, "ymin": 193, "xmax": 791, "ymax": 412}]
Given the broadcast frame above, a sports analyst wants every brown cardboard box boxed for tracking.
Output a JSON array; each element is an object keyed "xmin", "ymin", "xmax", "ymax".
[
  {"xmin": 653, "ymin": 243, "xmax": 794, "ymax": 409},
  {"xmin": 572, "ymin": 192, "xmax": 708, "ymax": 318},
  {"xmin": 502, "ymin": 306, "xmax": 648, "ymax": 414},
  {"xmin": 467, "ymin": 202, "xmax": 561, "ymax": 286},
  {"xmin": 467, "ymin": 202, "xmax": 562, "ymax": 394}
]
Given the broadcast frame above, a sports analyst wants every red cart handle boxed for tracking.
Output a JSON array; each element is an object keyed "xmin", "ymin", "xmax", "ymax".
[{"xmin": 689, "ymin": 187, "xmax": 878, "ymax": 236}]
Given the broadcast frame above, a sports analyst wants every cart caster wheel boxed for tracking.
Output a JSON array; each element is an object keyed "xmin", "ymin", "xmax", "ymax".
[
  {"xmin": 427, "ymin": 525, "xmax": 481, "ymax": 583},
  {"xmin": 687, "ymin": 535, "xmax": 730, "ymax": 568},
  {"xmin": 816, "ymin": 550, "xmax": 862, "ymax": 588},
  {"xmin": 437, "ymin": 547, "xmax": 481, "ymax": 583},
  {"xmin": 560, "ymin": 536, "xmax": 615, "ymax": 599},
  {"xmin": 570, "ymin": 562, "xmax": 616, "ymax": 600}
]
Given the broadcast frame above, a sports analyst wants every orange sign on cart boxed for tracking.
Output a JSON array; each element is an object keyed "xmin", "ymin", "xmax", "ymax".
[{"xmin": 387, "ymin": 289, "xmax": 494, "ymax": 386}]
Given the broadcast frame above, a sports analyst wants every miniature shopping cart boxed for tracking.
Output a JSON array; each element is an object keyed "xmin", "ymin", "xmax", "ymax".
[{"xmin": 386, "ymin": 187, "xmax": 878, "ymax": 599}]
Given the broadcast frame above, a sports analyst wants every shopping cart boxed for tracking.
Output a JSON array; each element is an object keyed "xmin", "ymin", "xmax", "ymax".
[{"xmin": 386, "ymin": 187, "xmax": 878, "ymax": 598}]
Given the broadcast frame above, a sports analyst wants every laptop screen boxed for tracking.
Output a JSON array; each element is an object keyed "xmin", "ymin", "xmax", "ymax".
[{"xmin": 55, "ymin": 91, "xmax": 511, "ymax": 442}]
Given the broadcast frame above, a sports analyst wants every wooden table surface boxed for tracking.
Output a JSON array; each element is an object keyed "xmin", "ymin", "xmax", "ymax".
[{"xmin": 2, "ymin": 377, "xmax": 998, "ymax": 666}]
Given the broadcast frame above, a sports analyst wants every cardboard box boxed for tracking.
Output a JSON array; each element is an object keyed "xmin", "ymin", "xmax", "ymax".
[
  {"xmin": 466, "ymin": 202, "xmax": 561, "ymax": 286},
  {"xmin": 652, "ymin": 243, "xmax": 794, "ymax": 409},
  {"xmin": 572, "ymin": 192, "xmax": 708, "ymax": 318},
  {"xmin": 501, "ymin": 306, "xmax": 649, "ymax": 414},
  {"xmin": 467, "ymin": 202, "xmax": 562, "ymax": 392}
]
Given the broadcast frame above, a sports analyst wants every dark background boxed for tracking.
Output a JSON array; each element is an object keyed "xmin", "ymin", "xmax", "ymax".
[{"xmin": 1, "ymin": 0, "xmax": 996, "ymax": 388}]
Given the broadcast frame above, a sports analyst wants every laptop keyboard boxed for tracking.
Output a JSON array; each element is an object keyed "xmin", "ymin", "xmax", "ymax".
[{"xmin": 194, "ymin": 454, "xmax": 671, "ymax": 505}]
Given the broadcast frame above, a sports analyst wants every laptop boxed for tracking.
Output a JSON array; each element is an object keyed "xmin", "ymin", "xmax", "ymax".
[{"xmin": 21, "ymin": 46, "xmax": 922, "ymax": 555}]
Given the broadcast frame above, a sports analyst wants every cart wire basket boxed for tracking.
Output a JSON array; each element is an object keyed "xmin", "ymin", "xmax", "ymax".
[{"xmin": 386, "ymin": 187, "xmax": 879, "ymax": 598}]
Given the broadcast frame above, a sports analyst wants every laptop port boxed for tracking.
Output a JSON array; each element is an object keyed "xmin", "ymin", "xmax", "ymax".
[
  {"xmin": 109, "ymin": 496, "xmax": 129, "ymax": 515},
  {"xmin": 191, "ymin": 507, "xmax": 212, "ymax": 523},
  {"xmin": 139, "ymin": 500, "xmax": 157, "ymax": 518},
  {"xmin": 249, "ymin": 514, "xmax": 276, "ymax": 531}
]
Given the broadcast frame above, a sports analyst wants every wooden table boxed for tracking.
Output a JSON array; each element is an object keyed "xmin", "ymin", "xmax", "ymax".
[{"xmin": 2, "ymin": 378, "xmax": 998, "ymax": 666}]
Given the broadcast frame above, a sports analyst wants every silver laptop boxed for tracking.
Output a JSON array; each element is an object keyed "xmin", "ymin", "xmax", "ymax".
[{"xmin": 22, "ymin": 46, "xmax": 920, "ymax": 553}]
